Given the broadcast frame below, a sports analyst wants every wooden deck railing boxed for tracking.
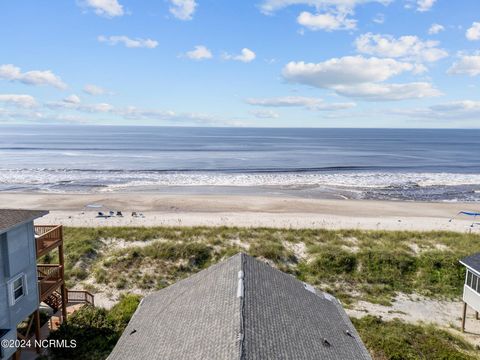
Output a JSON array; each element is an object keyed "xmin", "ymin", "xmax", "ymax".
[
  {"xmin": 37, "ymin": 264, "xmax": 63, "ymax": 300},
  {"xmin": 67, "ymin": 290, "xmax": 95, "ymax": 306},
  {"xmin": 35, "ymin": 225, "xmax": 63, "ymax": 258}
]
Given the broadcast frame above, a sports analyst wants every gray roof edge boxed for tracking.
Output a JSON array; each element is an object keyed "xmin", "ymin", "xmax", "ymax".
[
  {"xmin": 460, "ymin": 261, "xmax": 480, "ymax": 276},
  {"xmin": 327, "ymin": 293, "xmax": 372, "ymax": 359},
  {"xmin": 238, "ymin": 252, "xmax": 246, "ymax": 360},
  {"xmin": 460, "ymin": 253, "xmax": 480, "ymax": 273},
  {"xmin": 0, "ymin": 209, "xmax": 49, "ymax": 235}
]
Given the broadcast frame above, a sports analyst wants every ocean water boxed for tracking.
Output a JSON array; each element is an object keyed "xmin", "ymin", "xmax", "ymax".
[{"xmin": 1, "ymin": 125, "xmax": 480, "ymax": 201}]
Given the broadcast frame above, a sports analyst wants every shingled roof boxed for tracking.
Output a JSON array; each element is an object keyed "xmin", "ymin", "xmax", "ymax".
[
  {"xmin": 108, "ymin": 253, "xmax": 371, "ymax": 360},
  {"xmin": 0, "ymin": 209, "xmax": 48, "ymax": 235},
  {"xmin": 460, "ymin": 253, "xmax": 480, "ymax": 274}
]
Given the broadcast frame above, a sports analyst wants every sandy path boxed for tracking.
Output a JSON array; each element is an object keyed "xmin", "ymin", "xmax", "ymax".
[{"xmin": 348, "ymin": 294, "xmax": 480, "ymax": 347}]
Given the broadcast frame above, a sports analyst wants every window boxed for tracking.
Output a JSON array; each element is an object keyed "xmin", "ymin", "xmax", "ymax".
[
  {"xmin": 466, "ymin": 270, "xmax": 480, "ymax": 294},
  {"xmin": 13, "ymin": 278, "xmax": 24, "ymax": 299},
  {"xmin": 8, "ymin": 273, "xmax": 27, "ymax": 306}
]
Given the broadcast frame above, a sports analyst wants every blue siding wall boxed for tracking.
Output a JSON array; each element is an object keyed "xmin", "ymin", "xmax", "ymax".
[
  {"xmin": 0, "ymin": 233, "xmax": 8, "ymax": 330},
  {"xmin": 1, "ymin": 223, "xmax": 39, "ymax": 330}
]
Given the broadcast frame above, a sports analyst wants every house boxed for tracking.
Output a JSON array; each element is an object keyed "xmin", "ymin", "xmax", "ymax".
[
  {"xmin": 108, "ymin": 253, "xmax": 371, "ymax": 360},
  {"xmin": 0, "ymin": 209, "xmax": 94, "ymax": 359},
  {"xmin": 460, "ymin": 253, "xmax": 480, "ymax": 332},
  {"xmin": 0, "ymin": 209, "xmax": 48, "ymax": 360}
]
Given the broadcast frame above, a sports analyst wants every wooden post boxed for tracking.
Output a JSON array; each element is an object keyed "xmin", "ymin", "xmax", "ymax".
[
  {"xmin": 34, "ymin": 310, "xmax": 41, "ymax": 354},
  {"xmin": 462, "ymin": 302, "xmax": 467, "ymax": 332},
  {"xmin": 476, "ymin": 311, "xmax": 479, "ymax": 320},
  {"xmin": 58, "ymin": 229, "xmax": 68, "ymax": 324}
]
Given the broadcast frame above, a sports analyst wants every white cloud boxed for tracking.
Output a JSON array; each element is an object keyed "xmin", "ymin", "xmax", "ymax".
[
  {"xmin": 297, "ymin": 11, "xmax": 356, "ymax": 31},
  {"xmin": 283, "ymin": 56, "xmax": 422, "ymax": 87},
  {"xmin": 282, "ymin": 56, "xmax": 439, "ymax": 101},
  {"xmin": 83, "ymin": 84, "xmax": 109, "ymax": 96},
  {"xmin": 261, "ymin": 1, "xmax": 391, "ymax": 33},
  {"xmin": 334, "ymin": 82, "xmax": 442, "ymax": 100},
  {"xmin": 83, "ymin": 103, "xmax": 115, "ymax": 113},
  {"xmin": 430, "ymin": 100, "xmax": 480, "ymax": 113},
  {"xmin": 447, "ymin": 54, "xmax": 480, "ymax": 76},
  {"xmin": 355, "ymin": 33, "xmax": 448, "ymax": 62},
  {"xmin": 466, "ymin": 22, "xmax": 480, "ymax": 41},
  {"xmin": 97, "ymin": 35, "xmax": 158, "ymax": 48},
  {"xmin": 82, "ymin": 0, "xmax": 124, "ymax": 17},
  {"xmin": 63, "ymin": 94, "xmax": 81, "ymax": 104},
  {"xmin": 428, "ymin": 23, "xmax": 444, "ymax": 35},
  {"xmin": 259, "ymin": 0, "xmax": 391, "ymax": 15},
  {"xmin": 41, "ymin": 98, "xmax": 236, "ymax": 126},
  {"xmin": 246, "ymin": 96, "xmax": 356, "ymax": 110},
  {"xmin": 391, "ymin": 100, "xmax": 480, "ymax": 121},
  {"xmin": 223, "ymin": 48, "xmax": 256, "ymax": 63},
  {"xmin": 169, "ymin": 0, "xmax": 197, "ymax": 21},
  {"xmin": 0, "ymin": 94, "xmax": 37, "ymax": 108},
  {"xmin": 185, "ymin": 45, "xmax": 213, "ymax": 60},
  {"xmin": 373, "ymin": 13, "xmax": 385, "ymax": 24},
  {"xmin": 46, "ymin": 98, "xmax": 114, "ymax": 113},
  {"xmin": 117, "ymin": 106, "xmax": 235, "ymax": 125},
  {"xmin": 250, "ymin": 109, "xmax": 280, "ymax": 119},
  {"xmin": 0, "ymin": 64, "xmax": 67, "ymax": 89},
  {"xmin": 416, "ymin": 0, "xmax": 436, "ymax": 12}
]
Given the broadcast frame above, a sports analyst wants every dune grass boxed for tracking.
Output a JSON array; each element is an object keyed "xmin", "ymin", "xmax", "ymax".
[
  {"xmin": 353, "ymin": 316, "xmax": 478, "ymax": 360},
  {"xmin": 61, "ymin": 226, "xmax": 480, "ymax": 304}
]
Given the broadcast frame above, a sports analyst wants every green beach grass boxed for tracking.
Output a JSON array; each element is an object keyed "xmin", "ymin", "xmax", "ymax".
[{"xmin": 61, "ymin": 227, "xmax": 480, "ymax": 305}]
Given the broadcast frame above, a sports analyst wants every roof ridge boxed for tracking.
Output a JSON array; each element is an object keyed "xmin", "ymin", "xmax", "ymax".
[{"xmin": 238, "ymin": 253, "xmax": 246, "ymax": 360}]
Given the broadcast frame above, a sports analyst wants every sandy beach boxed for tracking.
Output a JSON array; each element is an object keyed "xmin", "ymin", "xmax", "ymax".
[{"xmin": 1, "ymin": 192, "xmax": 478, "ymax": 232}]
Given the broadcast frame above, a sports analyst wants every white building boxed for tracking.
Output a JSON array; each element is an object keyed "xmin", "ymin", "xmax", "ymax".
[{"xmin": 459, "ymin": 253, "xmax": 480, "ymax": 332}]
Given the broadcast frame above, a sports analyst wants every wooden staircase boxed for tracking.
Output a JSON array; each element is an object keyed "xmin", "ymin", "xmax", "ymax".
[
  {"xmin": 43, "ymin": 290, "xmax": 63, "ymax": 311},
  {"xmin": 42, "ymin": 289, "xmax": 95, "ymax": 312}
]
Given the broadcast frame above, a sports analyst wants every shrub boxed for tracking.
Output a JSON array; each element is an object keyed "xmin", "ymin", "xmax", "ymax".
[
  {"xmin": 353, "ymin": 316, "xmax": 476, "ymax": 360},
  {"xmin": 357, "ymin": 250, "xmax": 417, "ymax": 287},
  {"xmin": 415, "ymin": 251, "xmax": 466, "ymax": 297},
  {"xmin": 107, "ymin": 294, "xmax": 142, "ymax": 332},
  {"xmin": 250, "ymin": 241, "xmax": 295, "ymax": 263},
  {"xmin": 310, "ymin": 247, "xmax": 357, "ymax": 276},
  {"xmin": 48, "ymin": 306, "xmax": 117, "ymax": 360},
  {"xmin": 47, "ymin": 295, "xmax": 141, "ymax": 359}
]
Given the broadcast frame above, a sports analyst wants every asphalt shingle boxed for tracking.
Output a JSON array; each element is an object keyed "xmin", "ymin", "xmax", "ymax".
[
  {"xmin": 460, "ymin": 253, "xmax": 480, "ymax": 274},
  {"xmin": 108, "ymin": 255, "xmax": 241, "ymax": 360},
  {"xmin": 241, "ymin": 254, "xmax": 371, "ymax": 360},
  {"xmin": 108, "ymin": 253, "xmax": 371, "ymax": 360},
  {"xmin": 0, "ymin": 209, "xmax": 48, "ymax": 235}
]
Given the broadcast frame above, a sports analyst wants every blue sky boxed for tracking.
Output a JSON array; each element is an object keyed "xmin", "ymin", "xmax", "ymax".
[{"xmin": 0, "ymin": 0, "xmax": 479, "ymax": 128}]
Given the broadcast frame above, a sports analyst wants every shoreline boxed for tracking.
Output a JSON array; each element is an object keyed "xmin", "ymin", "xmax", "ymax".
[{"xmin": 1, "ymin": 191, "xmax": 478, "ymax": 232}]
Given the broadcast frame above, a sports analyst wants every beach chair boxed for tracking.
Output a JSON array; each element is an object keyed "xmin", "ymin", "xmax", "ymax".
[
  {"xmin": 132, "ymin": 211, "xmax": 138, "ymax": 217},
  {"xmin": 97, "ymin": 211, "xmax": 107, "ymax": 218},
  {"xmin": 117, "ymin": 211, "xmax": 123, "ymax": 217}
]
